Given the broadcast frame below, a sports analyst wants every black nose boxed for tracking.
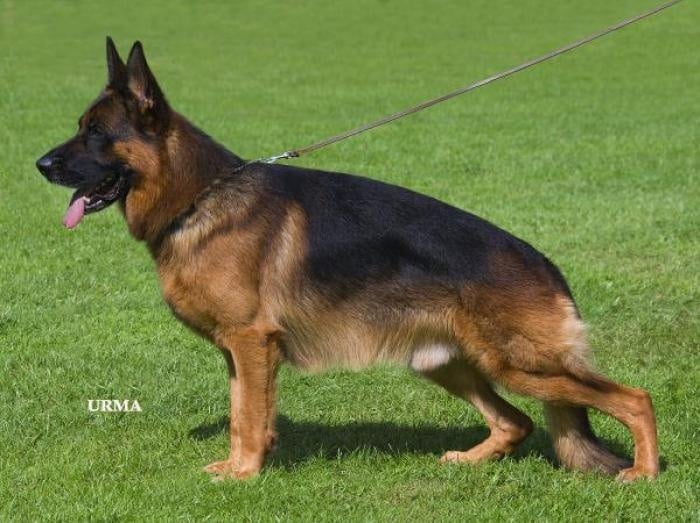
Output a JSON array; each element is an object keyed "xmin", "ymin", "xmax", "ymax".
[{"xmin": 36, "ymin": 154, "xmax": 58, "ymax": 176}]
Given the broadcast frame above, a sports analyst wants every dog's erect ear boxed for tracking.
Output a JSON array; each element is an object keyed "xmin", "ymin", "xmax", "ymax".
[
  {"xmin": 125, "ymin": 41, "xmax": 169, "ymax": 122},
  {"xmin": 106, "ymin": 36, "xmax": 127, "ymax": 87}
]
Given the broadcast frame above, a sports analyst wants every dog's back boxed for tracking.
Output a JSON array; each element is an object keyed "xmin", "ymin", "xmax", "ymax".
[{"xmin": 263, "ymin": 164, "xmax": 573, "ymax": 297}]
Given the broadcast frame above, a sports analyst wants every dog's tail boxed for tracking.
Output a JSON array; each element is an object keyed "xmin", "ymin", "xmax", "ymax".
[{"xmin": 544, "ymin": 403, "xmax": 629, "ymax": 474}]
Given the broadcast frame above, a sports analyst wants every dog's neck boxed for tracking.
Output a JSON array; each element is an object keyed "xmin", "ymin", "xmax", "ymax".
[{"xmin": 121, "ymin": 112, "xmax": 244, "ymax": 251}]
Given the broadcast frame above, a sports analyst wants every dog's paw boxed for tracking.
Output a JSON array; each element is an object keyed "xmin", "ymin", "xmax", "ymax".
[
  {"xmin": 204, "ymin": 459, "xmax": 261, "ymax": 481},
  {"xmin": 232, "ymin": 467, "xmax": 261, "ymax": 480},
  {"xmin": 203, "ymin": 459, "xmax": 236, "ymax": 476},
  {"xmin": 440, "ymin": 450, "xmax": 467, "ymax": 463},
  {"xmin": 439, "ymin": 445, "xmax": 507, "ymax": 464},
  {"xmin": 616, "ymin": 466, "xmax": 658, "ymax": 483}
]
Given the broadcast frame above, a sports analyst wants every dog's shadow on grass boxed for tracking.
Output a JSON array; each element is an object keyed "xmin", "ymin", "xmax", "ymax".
[{"xmin": 189, "ymin": 415, "xmax": 571, "ymax": 468}]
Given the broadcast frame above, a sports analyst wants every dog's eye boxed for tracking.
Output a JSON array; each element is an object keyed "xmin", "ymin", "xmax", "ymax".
[{"xmin": 87, "ymin": 122, "xmax": 103, "ymax": 137}]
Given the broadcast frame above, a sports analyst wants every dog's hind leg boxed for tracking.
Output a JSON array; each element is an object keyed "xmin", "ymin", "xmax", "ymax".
[
  {"xmin": 452, "ymin": 288, "xmax": 658, "ymax": 480},
  {"xmin": 420, "ymin": 359, "xmax": 533, "ymax": 463},
  {"xmin": 498, "ymin": 369, "xmax": 658, "ymax": 481}
]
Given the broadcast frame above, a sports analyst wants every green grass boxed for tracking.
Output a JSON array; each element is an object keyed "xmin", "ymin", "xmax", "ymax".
[{"xmin": 1, "ymin": 0, "xmax": 698, "ymax": 520}]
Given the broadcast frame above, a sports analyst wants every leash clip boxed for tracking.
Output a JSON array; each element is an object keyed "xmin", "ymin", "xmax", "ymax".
[
  {"xmin": 234, "ymin": 150, "xmax": 300, "ymax": 173},
  {"xmin": 256, "ymin": 150, "xmax": 299, "ymax": 164}
]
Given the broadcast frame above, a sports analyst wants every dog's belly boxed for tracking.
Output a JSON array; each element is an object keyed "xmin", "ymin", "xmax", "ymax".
[{"xmin": 277, "ymin": 315, "xmax": 459, "ymax": 373}]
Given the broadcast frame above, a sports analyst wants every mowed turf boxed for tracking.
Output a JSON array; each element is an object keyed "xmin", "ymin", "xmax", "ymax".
[{"xmin": 1, "ymin": 0, "xmax": 698, "ymax": 520}]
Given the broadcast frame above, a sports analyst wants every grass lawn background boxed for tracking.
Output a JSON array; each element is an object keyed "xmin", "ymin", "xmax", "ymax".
[{"xmin": 1, "ymin": 0, "xmax": 698, "ymax": 520}]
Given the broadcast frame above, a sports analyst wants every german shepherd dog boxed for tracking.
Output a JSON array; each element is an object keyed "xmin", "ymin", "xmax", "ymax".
[{"xmin": 37, "ymin": 38, "xmax": 659, "ymax": 481}]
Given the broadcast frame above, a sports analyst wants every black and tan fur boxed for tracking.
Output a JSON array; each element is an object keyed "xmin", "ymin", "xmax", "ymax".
[{"xmin": 36, "ymin": 38, "xmax": 659, "ymax": 481}]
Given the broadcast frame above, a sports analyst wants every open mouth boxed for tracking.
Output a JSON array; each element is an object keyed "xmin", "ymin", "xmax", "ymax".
[{"xmin": 63, "ymin": 174, "xmax": 130, "ymax": 229}]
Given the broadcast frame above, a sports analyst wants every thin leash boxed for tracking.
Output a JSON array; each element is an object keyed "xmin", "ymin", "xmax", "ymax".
[{"xmin": 243, "ymin": 0, "xmax": 684, "ymax": 169}]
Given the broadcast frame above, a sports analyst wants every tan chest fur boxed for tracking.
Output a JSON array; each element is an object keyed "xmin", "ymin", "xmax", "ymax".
[{"xmin": 157, "ymin": 221, "xmax": 265, "ymax": 342}]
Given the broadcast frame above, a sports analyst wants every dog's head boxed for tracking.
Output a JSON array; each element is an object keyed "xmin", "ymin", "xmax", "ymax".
[{"xmin": 36, "ymin": 37, "xmax": 170, "ymax": 228}]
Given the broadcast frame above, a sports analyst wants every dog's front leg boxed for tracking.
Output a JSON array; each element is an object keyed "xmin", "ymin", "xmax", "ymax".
[
  {"xmin": 205, "ymin": 326, "xmax": 280, "ymax": 480},
  {"xmin": 203, "ymin": 349, "xmax": 241, "ymax": 476}
]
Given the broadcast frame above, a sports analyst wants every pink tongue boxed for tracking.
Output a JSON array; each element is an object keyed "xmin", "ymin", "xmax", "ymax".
[{"xmin": 63, "ymin": 197, "xmax": 86, "ymax": 229}]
